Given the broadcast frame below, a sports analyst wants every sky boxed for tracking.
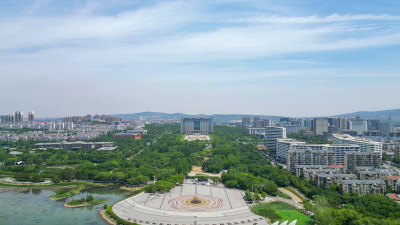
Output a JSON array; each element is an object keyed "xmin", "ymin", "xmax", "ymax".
[{"xmin": 0, "ymin": 0, "xmax": 400, "ymax": 118}]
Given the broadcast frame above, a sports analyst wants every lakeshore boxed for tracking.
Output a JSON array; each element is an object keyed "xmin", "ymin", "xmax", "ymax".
[{"xmin": 0, "ymin": 185, "xmax": 132, "ymax": 225}]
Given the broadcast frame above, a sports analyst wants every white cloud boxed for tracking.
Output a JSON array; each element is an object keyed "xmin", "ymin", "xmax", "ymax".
[
  {"xmin": 0, "ymin": 1, "xmax": 399, "ymax": 116},
  {"xmin": 228, "ymin": 13, "xmax": 400, "ymax": 24}
]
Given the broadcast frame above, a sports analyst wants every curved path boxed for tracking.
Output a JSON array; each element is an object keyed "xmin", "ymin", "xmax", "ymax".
[{"xmin": 113, "ymin": 182, "xmax": 268, "ymax": 225}]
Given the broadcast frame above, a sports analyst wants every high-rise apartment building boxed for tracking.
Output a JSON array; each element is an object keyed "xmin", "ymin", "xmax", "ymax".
[
  {"xmin": 344, "ymin": 151, "xmax": 381, "ymax": 171},
  {"xmin": 242, "ymin": 117, "xmax": 251, "ymax": 127},
  {"xmin": 14, "ymin": 111, "xmax": 23, "ymax": 123},
  {"xmin": 287, "ymin": 149, "xmax": 336, "ymax": 173},
  {"xmin": 332, "ymin": 134, "xmax": 382, "ymax": 158},
  {"xmin": 28, "ymin": 111, "xmax": 34, "ymax": 122},
  {"xmin": 9, "ymin": 113, "xmax": 15, "ymax": 123},
  {"xmin": 253, "ymin": 116, "xmax": 264, "ymax": 127},
  {"xmin": 180, "ymin": 117, "xmax": 214, "ymax": 135},
  {"xmin": 0, "ymin": 115, "xmax": 9, "ymax": 123},
  {"xmin": 312, "ymin": 118, "xmax": 329, "ymax": 135}
]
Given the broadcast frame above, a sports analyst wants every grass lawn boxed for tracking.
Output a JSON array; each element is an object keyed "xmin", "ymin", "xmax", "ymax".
[
  {"xmin": 66, "ymin": 198, "xmax": 107, "ymax": 206},
  {"xmin": 50, "ymin": 184, "xmax": 85, "ymax": 200},
  {"xmin": 251, "ymin": 202, "xmax": 313, "ymax": 225}
]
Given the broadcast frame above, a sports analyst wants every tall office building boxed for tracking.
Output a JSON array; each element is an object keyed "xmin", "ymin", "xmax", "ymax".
[
  {"xmin": 312, "ymin": 118, "xmax": 329, "ymax": 135},
  {"xmin": 242, "ymin": 117, "xmax": 251, "ymax": 127},
  {"xmin": 328, "ymin": 117, "xmax": 340, "ymax": 128},
  {"xmin": 339, "ymin": 117, "xmax": 347, "ymax": 131},
  {"xmin": 28, "ymin": 111, "xmax": 34, "ymax": 122},
  {"xmin": 264, "ymin": 126, "xmax": 287, "ymax": 151},
  {"xmin": 377, "ymin": 120, "xmax": 392, "ymax": 136},
  {"xmin": 349, "ymin": 120, "xmax": 367, "ymax": 136},
  {"xmin": 181, "ymin": 117, "xmax": 214, "ymax": 135},
  {"xmin": 0, "ymin": 115, "xmax": 9, "ymax": 123},
  {"xmin": 263, "ymin": 119, "xmax": 272, "ymax": 127},
  {"xmin": 367, "ymin": 119, "xmax": 380, "ymax": 131},
  {"xmin": 15, "ymin": 111, "xmax": 23, "ymax": 123}
]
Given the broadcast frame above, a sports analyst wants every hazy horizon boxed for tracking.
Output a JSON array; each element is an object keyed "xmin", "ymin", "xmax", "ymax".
[
  {"xmin": 22, "ymin": 108, "xmax": 397, "ymax": 120},
  {"xmin": 1, "ymin": 0, "xmax": 399, "ymax": 117}
]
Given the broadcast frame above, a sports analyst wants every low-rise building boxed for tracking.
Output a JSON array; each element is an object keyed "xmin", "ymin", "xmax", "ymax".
[
  {"xmin": 35, "ymin": 141, "xmax": 114, "ymax": 150},
  {"xmin": 316, "ymin": 174, "xmax": 356, "ymax": 188},
  {"xmin": 303, "ymin": 168, "xmax": 343, "ymax": 181},
  {"xmin": 97, "ymin": 146, "xmax": 118, "ymax": 152},
  {"xmin": 340, "ymin": 180, "xmax": 385, "ymax": 195},
  {"xmin": 356, "ymin": 169, "xmax": 399, "ymax": 180},
  {"xmin": 114, "ymin": 133, "xmax": 141, "ymax": 139},
  {"xmin": 127, "ymin": 128, "xmax": 147, "ymax": 135},
  {"xmin": 246, "ymin": 127, "xmax": 267, "ymax": 135},
  {"xmin": 384, "ymin": 176, "xmax": 400, "ymax": 189},
  {"xmin": 294, "ymin": 165, "xmax": 329, "ymax": 178}
]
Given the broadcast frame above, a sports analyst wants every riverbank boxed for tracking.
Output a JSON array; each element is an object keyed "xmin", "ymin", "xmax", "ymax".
[
  {"xmin": 0, "ymin": 185, "xmax": 131, "ymax": 225},
  {"xmin": 99, "ymin": 210, "xmax": 117, "ymax": 225},
  {"xmin": 0, "ymin": 179, "xmax": 114, "ymax": 201}
]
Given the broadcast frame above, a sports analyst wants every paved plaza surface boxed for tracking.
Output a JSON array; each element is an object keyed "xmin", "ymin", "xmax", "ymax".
[{"xmin": 113, "ymin": 180, "xmax": 268, "ymax": 225}]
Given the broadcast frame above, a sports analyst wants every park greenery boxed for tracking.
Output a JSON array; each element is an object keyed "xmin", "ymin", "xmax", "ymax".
[
  {"xmin": 51, "ymin": 184, "xmax": 85, "ymax": 200},
  {"xmin": 252, "ymin": 202, "xmax": 314, "ymax": 225},
  {"xmin": 65, "ymin": 194, "xmax": 107, "ymax": 207},
  {"xmin": 0, "ymin": 124, "xmax": 400, "ymax": 224},
  {"xmin": 287, "ymin": 130, "xmax": 329, "ymax": 144}
]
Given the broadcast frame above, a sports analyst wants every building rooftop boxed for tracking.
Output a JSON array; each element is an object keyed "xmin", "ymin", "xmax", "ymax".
[
  {"xmin": 9, "ymin": 151, "xmax": 23, "ymax": 155},
  {"xmin": 35, "ymin": 141, "xmax": 113, "ymax": 145},
  {"xmin": 328, "ymin": 165, "xmax": 345, "ymax": 169},
  {"xmin": 97, "ymin": 147, "xmax": 118, "ymax": 151},
  {"xmin": 345, "ymin": 151, "xmax": 380, "ymax": 155},
  {"xmin": 288, "ymin": 149, "xmax": 334, "ymax": 153},
  {"xmin": 295, "ymin": 165, "xmax": 329, "ymax": 169},
  {"xmin": 333, "ymin": 134, "xmax": 382, "ymax": 144},
  {"xmin": 385, "ymin": 176, "xmax": 400, "ymax": 180},
  {"xmin": 317, "ymin": 174, "xmax": 356, "ymax": 178},
  {"xmin": 387, "ymin": 193, "xmax": 400, "ymax": 201},
  {"xmin": 342, "ymin": 179, "xmax": 384, "ymax": 184}
]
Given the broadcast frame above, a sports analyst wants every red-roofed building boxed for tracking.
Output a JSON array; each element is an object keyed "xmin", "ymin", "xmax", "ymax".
[
  {"xmin": 328, "ymin": 165, "xmax": 345, "ymax": 169},
  {"xmin": 387, "ymin": 193, "xmax": 400, "ymax": 201},
  {"xmin": 384, "ymin": 176, "xmax": 400, "ymax": 188}
]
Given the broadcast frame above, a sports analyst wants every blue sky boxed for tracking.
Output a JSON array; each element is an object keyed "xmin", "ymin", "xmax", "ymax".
[{"xmin": 0, "ymin": 0, "xmax": 399, "ymax": 117}]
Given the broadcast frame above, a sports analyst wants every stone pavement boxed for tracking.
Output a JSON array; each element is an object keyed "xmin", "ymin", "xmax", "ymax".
[{"xmin": 113, "ymin": 182, "xmax": 269, "ymax": 225}]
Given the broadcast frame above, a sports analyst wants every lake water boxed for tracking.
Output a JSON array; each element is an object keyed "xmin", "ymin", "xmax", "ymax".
[{"xmin": 0, "ymin": 185, "xmax": 132, "ymax": 225}]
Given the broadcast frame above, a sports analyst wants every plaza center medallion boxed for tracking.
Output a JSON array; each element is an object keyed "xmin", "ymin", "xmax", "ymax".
[{"xmin": 168, "ymin": 194, "xmax": 223, "ymax": 211}]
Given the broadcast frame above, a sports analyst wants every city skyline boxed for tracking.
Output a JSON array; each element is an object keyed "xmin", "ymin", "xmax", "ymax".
[{"xmin": 1, "ymin": 0, "xmax": 400, "ymax": 117}]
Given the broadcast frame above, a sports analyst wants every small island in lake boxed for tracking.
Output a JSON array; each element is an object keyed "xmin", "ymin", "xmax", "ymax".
[{"xmin": 65, "ymin": 195, "xmax": 107, "ymax": 208}]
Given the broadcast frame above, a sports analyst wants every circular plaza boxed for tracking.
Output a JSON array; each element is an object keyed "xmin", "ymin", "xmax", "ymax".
[{"xmin": 113, "ymin": 180, "xmax": 268, "ymax": 225}]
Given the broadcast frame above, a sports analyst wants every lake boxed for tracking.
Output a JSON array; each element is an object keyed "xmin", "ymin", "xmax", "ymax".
[{"xmin": 0, "ymin": 185, "xmax": 132, "ymax": 225}]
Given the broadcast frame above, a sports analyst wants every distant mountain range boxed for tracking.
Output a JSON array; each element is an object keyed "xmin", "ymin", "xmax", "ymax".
[
  {"xmin": 112, "ymin": 109, "xmax": 400, "ymax": 122},
  {"xmin": 112, "ymin": 112, "xmax": 281, "ymax": 122},
  {"xmin": 334, "ymin": 109, "xmax": 400, "ymax": 121}
]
